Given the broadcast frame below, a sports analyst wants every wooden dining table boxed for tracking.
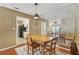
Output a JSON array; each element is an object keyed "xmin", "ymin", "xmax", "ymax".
[{"xmin": 32, "ymin": 37, "xmax": 57, "ymax": 55}]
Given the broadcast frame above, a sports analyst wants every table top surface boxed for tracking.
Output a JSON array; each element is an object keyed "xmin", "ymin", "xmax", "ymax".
[{"xmin": 32, "ymin": 37, "xmax": 56, "ymax": 44}]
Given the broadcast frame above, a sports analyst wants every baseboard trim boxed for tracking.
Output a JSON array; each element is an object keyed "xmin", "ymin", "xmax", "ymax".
[
  {"xmin": 0, "ymin": 43, "xmax": 26, "ymax": 51},
  {"xmin": 56, "ymin": 45, "xmax": 70, "ymax": 51},
  {"xmin": 0, "ymin": 45, "xmax": 16, "ymax": 51}
]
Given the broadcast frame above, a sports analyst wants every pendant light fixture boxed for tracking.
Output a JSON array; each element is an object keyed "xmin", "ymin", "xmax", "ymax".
[{"xmin": 34, "ymin": 3, "xmax": 39, "ymax": 20}]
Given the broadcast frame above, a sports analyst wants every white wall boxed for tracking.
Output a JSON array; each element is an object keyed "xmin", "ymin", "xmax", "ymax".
[{"xmin": 61, "ymin": 16, "xmax": 75, "ymax": 34}]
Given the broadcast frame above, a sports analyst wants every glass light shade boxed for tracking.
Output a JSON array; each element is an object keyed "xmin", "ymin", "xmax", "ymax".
[
  {"xmin": 34, "ymin": 16, "xmax": 39, "ymax": 19},
  {"xmin": 33, "ymin": 13, "xmax": 39, "ymax": 19}
]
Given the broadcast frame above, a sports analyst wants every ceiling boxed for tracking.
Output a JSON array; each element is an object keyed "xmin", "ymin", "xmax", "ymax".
[{"xmin": 0, "ymin": 3, "xmax": 79, "ymax": 20}]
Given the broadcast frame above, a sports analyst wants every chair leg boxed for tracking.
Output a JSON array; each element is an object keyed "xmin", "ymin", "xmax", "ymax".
[
  {"xmin": 49, "ymin": 46, "xmax": 52, "ymax": 55},
  {"xmin": 27, "ymin": 46, "xmax": 29, "ymax": 54},
  {"xmin": 54, "ymin": 49, "xmax": 55, "ymax": 53},
  {"xmin": 49, "ymin": 50, "xmax": 51, "ymax": 55},
  {"xmin": 63, "ymin": 38, "xmax": 66, "ymax": 43},
  {"xmin": 53, "ymin": 47, "xmax": 56, "ymax": 54},
  {"xmin": 32, "ymin": 48, "xmax": 34, "ymax": 55}
]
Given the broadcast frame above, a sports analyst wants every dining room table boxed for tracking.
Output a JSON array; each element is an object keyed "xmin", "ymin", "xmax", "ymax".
[{"xmin": 32, "ymin": 36, "xmax": 57, "ymax": 55}]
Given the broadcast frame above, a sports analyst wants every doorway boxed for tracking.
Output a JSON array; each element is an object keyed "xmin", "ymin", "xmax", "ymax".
[{"xmin": 16, "ymin": 16, "xmax": 29, "ymax": 45}]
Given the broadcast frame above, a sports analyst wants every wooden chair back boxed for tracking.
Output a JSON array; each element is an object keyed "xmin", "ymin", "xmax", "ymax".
[
  {"xmin": 26, "ymin": 34, "xmax": 32, "ymax": 45},
  {"xmin": 59, "ymin": 33, "xmax": 65, "ymax": 38},
  {"xmin": 44, "ymin": 38, "xmax": 57, "ymax": 55},
  {"xmin": 51, "ymin": 39, "xmax": 57, "ymax": 49}
]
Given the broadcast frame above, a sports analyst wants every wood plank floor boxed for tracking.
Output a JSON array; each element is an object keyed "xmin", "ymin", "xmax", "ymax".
[
  {"xmin": 0, "ymin": 44, "xmax": 26, "ymax": 55},
  {"xmin": 0, "ymin": 49, "xmax": 16, "ymax": 55}
]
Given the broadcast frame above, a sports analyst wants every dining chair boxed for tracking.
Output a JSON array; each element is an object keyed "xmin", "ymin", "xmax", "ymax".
[
  {"xmin": 70, "ymin": 41, "xmax": 78, "ymax": 55},
  {"xmin": 59, "ymin": 32, "xmax": 66, "ymax": 43},
  {"xmin": 44, "ymin": 38, "xmax": 57, "ymax": 55},
  {"xmin": 26, "ymin": 34, "xmax": 40, "ymax": 55}
]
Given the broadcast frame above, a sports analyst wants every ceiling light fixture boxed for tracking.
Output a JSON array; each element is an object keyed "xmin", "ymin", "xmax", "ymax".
[
  {"xmin": 14, "ymin": 7, "xmax": 19, "ymax": 9},
  {"xmin": 34, "ymin": 3, "xmax": 39, "ymax": 20}
]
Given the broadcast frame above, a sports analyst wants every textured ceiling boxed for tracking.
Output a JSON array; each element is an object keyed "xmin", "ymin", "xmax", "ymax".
[{"xmin": 0, "ymin": 3, "xmax": 79, "ymax": 20}]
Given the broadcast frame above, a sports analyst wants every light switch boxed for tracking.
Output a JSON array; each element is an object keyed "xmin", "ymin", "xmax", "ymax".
[{"xmin": 8, "ymin": 20, "xmax": 12, "ymax": 23}]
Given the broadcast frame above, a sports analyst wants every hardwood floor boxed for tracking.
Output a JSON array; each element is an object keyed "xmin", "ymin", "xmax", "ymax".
[
  {"xmin": 0, "ymin": 48, "xmax": 16, "ymax": 55},
  {"xmin": 57, "ymin": 47, "xmax": 71, "ymax": 54},
  {"xmin": 0, "ymin": 44, "xmax": 26, "ymax": 55}
]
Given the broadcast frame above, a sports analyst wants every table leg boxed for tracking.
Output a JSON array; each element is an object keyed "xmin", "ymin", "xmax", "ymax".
[{"xmin": 42, "ymin": 44, "xmax": 45, "ymax": 55}]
